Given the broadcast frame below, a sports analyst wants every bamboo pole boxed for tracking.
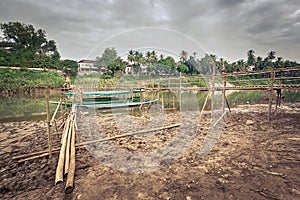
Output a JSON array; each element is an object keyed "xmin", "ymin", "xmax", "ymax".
[
  {"xmin": 62, "ymin": 114, "xmax": 71, "ymax": 144},
  {"xmin": 15, "ymin": 123, "xmax": 180, "ymax": 162},
  {"xmin": 65, "ymin": 121, "xmax": 76, "ymax": 193},
  {"xmin": 172, "ymin": 96, "xmax": 175, "ymax": 109},
  {"xmin": 268, "ymin": 71, "xmax": 275, "ymax": 121},
  {"xmin": 45, "ymin": 89, "xmax": 52, "ymax": 159},
  {"xmin": 213, "ymin": 111, "xmax": 227, "ymax": 127},
  {"xmin": 222, "ymin": 73, "xmax": 226, "ymax": 113},
  {"xmin": 200, "ymin": 92, "xmax": 210, "ymax": 119},
  {"xmin": 55, "ymin": 104, "xmax": 75, "ymax": 184},
  {"xmin": 64, "ymin": 119, "xmax": 73, "ymax": 175},
  {"xmin": 80, "ymin": 123, "xmax": 181, "ymax": 146},
  {"xmin": 50, "ymin": 97, "xmax": 62, "ymax": 126},
  {"xmin": 161, "ymin": 92, "xmax": 164, "ymax": 110},
  {"xmin": 211, "ymin": 62, "xmax": 215, "ymax": 117},
  {"xmin": 179, "ymin": 72, "xmax": 182, "ymax": 111},
  {"xmin": 55, "ymin": 121, "xmax": 69, "ymax": 184}
]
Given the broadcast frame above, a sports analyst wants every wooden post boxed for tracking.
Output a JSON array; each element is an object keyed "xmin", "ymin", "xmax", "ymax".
[
  {"xmin": 275, "ymin": 89, "xmax": 281, "ymax": 115},
  {"xmin": 172, "ymin": 96, "xmax": 175, "ymax": 110},
  {"xmin": 222, "ymin": 73, "xmax": 227, "ymax": 113},
  {"xmin": 79, "ymin": 88, "xmax": 83, "ymax": 106},
  {"xmin": 179, "ymin": 72, "xmax": 182, "ymax": 111},
  {"xmin": 268, "ymin": 71, "xmax": 275, "ymax": 121},
  {"xmin": 161, "ymin": 92, "xmax": 164, "ymax": 110},
  {"xmin": 45, "ymin": 89, "xmax": 52, "ymax": 159},
  {"xmin": 211, "ymin": 62, "xmax": 215, "ymax": 117},
  {"xmin": 60, "ymin": 94, "xmax": 63, "ymax": 120}
]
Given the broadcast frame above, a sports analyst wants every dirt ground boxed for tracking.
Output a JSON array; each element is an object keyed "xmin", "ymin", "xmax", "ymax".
[{"xmin": 0, "ymin": 103, "xmax": 300, "ymax": 200}]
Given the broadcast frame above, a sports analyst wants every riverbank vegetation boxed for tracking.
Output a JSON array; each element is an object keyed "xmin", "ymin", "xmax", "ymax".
[{"xmin": 0, "ymin": 68, "xmax": 65, "ymax": 94}]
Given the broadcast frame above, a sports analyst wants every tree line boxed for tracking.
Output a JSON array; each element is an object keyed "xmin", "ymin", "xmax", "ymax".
[
  {"xmin": 0, "ymin": 22, "xmax": 78, "ymax": 76},
  {"xmin": 95, "ymin": 47, "xmax": 299, "ymax": 76}
]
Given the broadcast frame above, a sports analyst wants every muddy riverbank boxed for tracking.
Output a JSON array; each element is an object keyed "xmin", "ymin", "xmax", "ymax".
[{"xmin": 0, "ymin": 103, "xmax": 299, "ymax": 199}]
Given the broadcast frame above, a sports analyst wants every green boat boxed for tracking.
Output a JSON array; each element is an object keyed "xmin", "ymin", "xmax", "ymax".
[{"xmin": 51, "ymin": 89, "xmax": 157, "ymax": 109}]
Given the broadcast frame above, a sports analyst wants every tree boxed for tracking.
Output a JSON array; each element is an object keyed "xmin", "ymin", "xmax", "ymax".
[
  {"xmin": 108, "ymin": 56, "xmax": 127, "ymax": 75},
  {"xmin": 247, "ymin": 49, "xmax": 255, "ymax": 67},
  {"xmin": 60, "ymin": 59, "xmax": 78, "ymax": 76},
  {"xmin": 237, "ymin": 60, "xmax": 246, "ymax": 71},
  {"xmin": 0, "ymin": 21, "xmax": 60, "ymax": 68},
  {"xmin": 179, "ymin": 50, "xmax": 188, "ymax": 62},
  {"xmin": 96, "ymin": 47, "xmax": 117, "ymax": 69},
  {"xmin": 268, "ymin": 51, "xmax": 276, "ymax": 61},
  {"xmin": 150, "ymin": 50, "xmax": 157, "ymax": 63},
  {"xmin": 127, "ymin": 49, "xmax": 135, "ymax": 64},
  {"xmin": 145, "ymin": 51, "xmax": 151, "ymax": 64},
  {"xmin": 198, "ymin": 54, "xmax": 215, "ymax": 74},
  {"xmin": 255, "ymin": 56, "xmax": 263, "ymax": 70},
  {"xmin": 159, "ymin": 56, "xmax": 176, "ymax": 75},
  {"xmin": 177, "ymin": 63, "xmax": 189, "ymax": 73}
]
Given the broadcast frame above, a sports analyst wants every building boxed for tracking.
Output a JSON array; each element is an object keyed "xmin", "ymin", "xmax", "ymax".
[
  {"xmin": 125, "ymin": 64, "xmax": 133, "ymax": 75},
  {"xmin": 77, "ymin": 60, "xmax": 98, "ymax": 73}
]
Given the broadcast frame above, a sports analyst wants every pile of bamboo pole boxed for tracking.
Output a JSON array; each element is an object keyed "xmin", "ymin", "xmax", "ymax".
[{"xmin": 55, "ymin": 104, "xmax": 77, "ymax": 193}]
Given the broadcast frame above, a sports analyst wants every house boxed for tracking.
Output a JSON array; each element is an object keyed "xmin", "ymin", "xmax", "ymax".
[
  {"xmin": 125, "ymin": 64, "xmax": 133, "ymax": 75},
  {"xmin": 77, "ymin": 60, "xmax": 98, "ymax": 73}
]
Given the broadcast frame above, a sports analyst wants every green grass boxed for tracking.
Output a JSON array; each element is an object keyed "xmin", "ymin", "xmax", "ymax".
[{"xmin": 0, "ymin": 68, "xmax": 65, "ymax": 92}]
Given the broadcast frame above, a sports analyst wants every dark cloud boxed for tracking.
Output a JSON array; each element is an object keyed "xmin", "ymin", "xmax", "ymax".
[{"xmin": 0, "ymin": 0, "xmax": 299, "ymax": 61}]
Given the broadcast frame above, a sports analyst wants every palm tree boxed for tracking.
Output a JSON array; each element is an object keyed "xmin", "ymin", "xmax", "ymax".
[
  {"xmin": 127, "ymin": 50, "xmax": 135, "ymax": 64},
  {"xmin": 237, "ymin": 59, "xmax": 246, "ymax": 72},
  {"xmin": 193, "ymin": 52, "xmax": 196, "ymax": 59},
  {"xmin": 179, "ymin": 50, "xmax": 188, "ymax": 62},
  {"xmin": 268, "ymin": 51, "xmax": 276, "ymax": 61},
  {"xmin": 247, "ymin": 49, "xmax": 255, "ymax": 67},
  {"xmin": 159, "ymin": 54, "xmax": 164, "ymax": 61},
  {"xmin": 150, "ymin": 50, "xmax": 157, "ymax": 63},
  {"xmin": 256, "ymin": 56, "xmax": 263, "ymax": 70},
  {"xmin": 145, "ymin": 51, "xmax": 151, "ymax": 64},
  {"xmin": 275, "ymin": 57, "xmax": 283, "ymax": 68}
]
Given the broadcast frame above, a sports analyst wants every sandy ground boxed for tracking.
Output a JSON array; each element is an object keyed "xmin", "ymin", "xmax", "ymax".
[{"xmin": 0, "ymin": 103, "xmax": 300, "ymax": 200}]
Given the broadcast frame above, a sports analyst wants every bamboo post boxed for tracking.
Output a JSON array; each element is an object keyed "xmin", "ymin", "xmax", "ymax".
[
  {"xmin": 50, "ymin": 98, "xmax": 62, "ymax": 126},
  {"xmin": 65, "ymin": 120, "xmax": 76, "ymax": 193},
  {"xmin": 278, "ymin": 78, "xmax": 282, "ymax": 107},
  {"xmin": 64, "ymin": 119, "xmax": 73, "ymax": 175},
  {"xmin": 161, "ymin": 92, "xmax": 164, "ymax": 110},
  {"xmin": 60, "ymin": 94, "xmax": 63, "ymax": 120},
  {"xmin": 275, "ymin": 89, "xmax": 281, "ymax": 116},
  {"xmin": 222, "ymin": 73, "xmax": 227, "ymax": 113},
  {"xmin": 179, "ymin": 72, "xmax": 182, "ymax": 111},
  {"xmin": 172, "ymin": 96, "xmax": 175, "ymax": 109},
  {"xmin": 45, "ymin": 89, "xmax": 52, "ymax": 159},
  {"xmin": 268, "ymin": 71, "xmax": 275, "ymax": 121},
  {"xmin": 200, "ymin": 92, "xmax": 210, "ymax": 119},
  {"xmin": 211, "ymin": 62, "xmax": 215, "ymax": 117},
  {"xmin": 55, "ymin": 119, "xmax": 70, "ymax": 184}
]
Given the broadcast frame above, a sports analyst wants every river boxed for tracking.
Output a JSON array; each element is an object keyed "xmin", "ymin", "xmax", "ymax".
[{"xmin": 0, "ymin": 90, "xmax": 298, "ymax": 122}]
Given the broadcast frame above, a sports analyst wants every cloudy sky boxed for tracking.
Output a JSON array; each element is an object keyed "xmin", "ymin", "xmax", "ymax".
[{"xmin": 0, "ymin": 0, "xmax": 300, "ymax": 62}]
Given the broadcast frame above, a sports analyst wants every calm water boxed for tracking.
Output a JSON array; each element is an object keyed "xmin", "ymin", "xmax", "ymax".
[
  {"xmin": 1, "ymin": 90, "xmax": 297, "ymax": 122},
  {"xmin": 0, "ymin": 91, "xmax": 61, "ymax": 122}
]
